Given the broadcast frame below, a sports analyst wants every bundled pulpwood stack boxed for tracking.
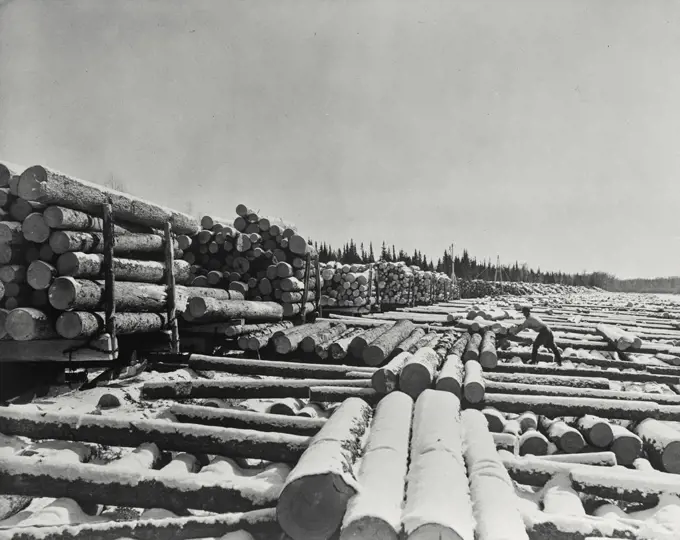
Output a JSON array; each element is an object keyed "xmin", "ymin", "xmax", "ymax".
[
  {"xmin": 180, "ymin": 205, "xmax": 320, "ymax": 320},
  {"xmin": 377, "ymin": 261, "xmax": 455, "ymax": 306},
  {"xmin": 319, "ymin": 261, "xmax": 376, "ymax": 309},
  {"xmin": 0, "ymin": 160, "xmax": 217, "ymax": 343},
  {"xmin": 459, "ymin": 279, "xmax": 596, "ymax": 299}
]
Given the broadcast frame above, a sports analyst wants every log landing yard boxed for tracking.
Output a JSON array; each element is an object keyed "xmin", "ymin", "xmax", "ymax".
[{"xmin": 0, "ymin": 161, "xmax": 679, "ymax": 540}]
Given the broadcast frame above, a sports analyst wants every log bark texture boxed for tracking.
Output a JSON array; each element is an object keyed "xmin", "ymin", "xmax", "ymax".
[
  {"xmin": 57, "ymin": 252, "xmax": 190, "ymax": 284},
  {"xmin": 18, "ymin": 165, "xmax": 200, "ymax": 234},
  {"xmin": 56, "ymin": 311, "xmax": 168, "ymax": 338},
  {"xmin": 188, "ymin": 298, "xmax": 283, "ymax": 322},
  {"xmin": 399, "ymin": 347, "xmax": 442, "ymax": 399},
  {"xmin": 362, "ymin": 320, "xmax": 415, "ymax": 366}
]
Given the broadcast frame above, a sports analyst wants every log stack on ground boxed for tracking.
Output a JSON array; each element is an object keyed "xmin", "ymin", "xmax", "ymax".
[{"xmin": 319, "ymin": 261, "xmax": 376, "ymax": 309}]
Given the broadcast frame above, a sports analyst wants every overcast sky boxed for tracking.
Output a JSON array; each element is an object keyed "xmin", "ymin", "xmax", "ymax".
[{"xmin": 1, "ymin": 0, "xmax": 679, "ymax": 279}]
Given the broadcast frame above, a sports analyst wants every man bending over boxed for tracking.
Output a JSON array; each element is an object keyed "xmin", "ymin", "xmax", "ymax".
[{"xmin": 509, "ymin": 307, "xmax": 562, "ymax": 365}]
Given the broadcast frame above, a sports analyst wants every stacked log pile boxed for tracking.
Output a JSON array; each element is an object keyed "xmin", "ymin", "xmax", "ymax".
[
  {"xmin": 458, "ymin": 279, "xmax": 596, "ymax": 299},
  {"xmin": 0, "ymin": 161, "xmax": 203, "ymax": 349},
  {"xmin": 376, "ymin": 261, "xmax": 455, "ymax": 306},
  {"xmin": 319, "ymin": 261, "xmax": 377, "ymax": 309},
  {"xmin": 180, "ymin": 205, "xmax": 320, "ymax": 321}
]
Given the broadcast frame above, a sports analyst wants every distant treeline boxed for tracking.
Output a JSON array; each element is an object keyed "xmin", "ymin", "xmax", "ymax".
[{"xmin": 313, "ymin": 240, "xmax": 680, "ymax": 293}]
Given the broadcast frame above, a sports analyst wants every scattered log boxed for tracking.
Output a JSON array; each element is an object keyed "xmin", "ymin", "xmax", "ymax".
[
  {"xmin": 308, "ymin": 386, "xmax": 381, "ymax": 406},
  {"xmin": 575, "ymin": 415, "xmax": 613, "ymax": 448},
  {"xmin": 484, "ymin": 380, "xmax": 680, "ymax": 405},
  {"xmin": 479, "ymin": 331, "xmax": 497, "ymax": 368},
  {"xmin": 362, "ymin": 320, "xmax": 415, "ymax": 366},
  {"xmin": 0, "ymin": 408, "xmax": 308, "ymax": 462},
  {"xmin": 635, "ymin": 418, "xmax": 680, "ymax": 474},
  {"xmin": 170, "ymin": 404, "xmax": 325, "ymax": 436},
  {"xmin": 535, "ymin": 451, "xmax": 617, "ymax": 466},
  {"xmin": 434, "ymin": 353, "xmax": 464, "ymax": 397},
  {"xmin": 493, "ymin": 433, "xmax": 518, "ymax": 453},
  {"xmin": 141, "ymin": 378, "xmax": 371, "ymax": 400},
  {"xmin": 399, "ymin": 347, "xmax": 442, "ymax": 399},
  {"xmin": 56, "ymin": 311, "xmax": 168, "ymax": 338},
  {"xmin": 188, "ymin": 297, "xmax": 283, "ymax": 322},
  {"xmin": 471, "ymin": 394, "xmax": 661, "ymax": 421},
  {"xmin": 277, "ymin": 398, "xmax": 372, "ymax": 540},
  {"xmin": 0, "ymin": 454, "xmax": 283, "ymax": 513},
  {"xmin": 57, "ymin": 252, "xmax": 191, "ymax": 284},
  {"xmin": 340, "ymin": 392, "xmax": 413, "ymax": 540},
  {"xmin": 484, "ymin": 371, "xmax": 610, "ymax": 389},
  {"xmin": 540, "ymin": 417, "xmax": 585, "ymax": 453},
  {"xmin": 491, "ymin": 362, "xmax": 680, "ymax": 384},
  {"xmin": 483, "ymin": 407, "xmax": 505, "ymax": 433},
  {"xmin": 326, "ymin": 327, "xmax": 365, "ymax": 360},
  {"xmin": 463, "ymin": 332, "xmax": 483, "ymax": 361},
  {"xmin": 394, "ymin": 327, "xmax": 426, "ymax": 355},
  {"xmin": 300, "ymin": 323, "xmax": 347, "ymax": 354},
  {"xmin": 18, "ymin": 165, "xmax": 200, "ymax": 234},
  {"xmin": 371, "ymin": 351, "xmax": 411, "ymax": 394},
  {"xmin": 542, "ymin": 474, "xmax": 586, "ymax": 516},
  {"xmin": 349, "ymin": 324, "xmax": 393, "ymax": 359},
  {"xmin": 402, "ymin": 389, "xmax": 474, "ymax": 540},
  {"xmin": 518, "ymin": 411, "xmax": 538, "ymax": 432},
  {"xmin": 463, "ymin": 360, "xmax": 485, "ymax": 404},
  {"xmin": 462, "ymin": 409, "xmax": 529, "ymax": 540},
  {"xmin": 187, "ymin": 354, "xmax": 375, "ymax": 379},
  {"xmin": 596, "ymin": 323, "xmax": 642, "ymax": 351},
  {"xmin": 519, "ymin": 430, "xmax": 549, "ymax": 456},
  {"xmin": 0, "ymin": 508, "xmax": 279, "ymax": 540},
  {"xmin": 570, "ymin": 464, "xmax": 680, "ymax": 504},
  {"xmin": 273, "ymin": 322, "xmax": 332, "ymax": 354},
  {"xmin": 609, "ymin": 424, "xmax": 643, "ymax": 466},
  {"xmin": 5, "ymin": 308, "xmax": 58, "ymax": 340}
]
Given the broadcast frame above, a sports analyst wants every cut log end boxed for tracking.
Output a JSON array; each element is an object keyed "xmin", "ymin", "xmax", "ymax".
[
  {"xmin": 408, "ymin": 524, "xmax": 463, "ymax": 540},
  {"xmin": 277, "ymin": 473, "xmax": 356, "ymax": 540},
  {"xmin": 340, "ymin": 517, "xmax": 399, "ymax": 540},
  {"xmin": 661, "ymin": 441, "xmax": 680, "ymax": 474},
  {"xmin": 55, "ymin": 311, "xmax": 86, "ymax": 339},
  {"xmin": 399, "ymin": 364, "xmax": 431, "ymax": 399},
  {"xmin": 17, "ymin": 165, "xmax": 46, "ymax": 201},
  {"xmin": 48, "ymin": 276, "xmax": 79, "ymax": 310},
  {"xmin": 27, "ymin": 261, "xmax": 56, "ymax": 290}
]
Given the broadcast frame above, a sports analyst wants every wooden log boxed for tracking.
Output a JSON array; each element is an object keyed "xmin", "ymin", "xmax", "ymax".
[
  {"xmin": 56, "ymin": 311, "xmax": 168, "ymax": 338},
  {"xmin": 534, "ymin": 451, "xmax": 617, "ymax": 466},
  {"xmin": 402, "ymin": 389, "xmax": 474, "ymax": 540},
  {"xmin": 519, "ymin": 430, "xmax": 550, "ymax": 456},
  {"xmin": 542, "ymin": 473, "xmax": 586, "ymax": 516},
  {"xmin": 327, "ymin": 327, "xmax": 366, "ymax": 360},
  {"xmin": 300, "ymin": 323, "xmax": 347, "ymax": 354},
  {"xmin": 493, "ymin": 433, "xmax": 519, "ymax": 453},
  {"xmin": 479, "ymin": 330, "xmax": 497, "ymax": 368},
  {"xmin": 399, "ymin": 347, "xmax": 442, "ymax": 399},
  {"xmin": 0, "ymin": 265, "xmax": 25, "ymax": 284},
  {"xmin": 463, "ymin": 332, "xmax": 483, "ymax": 361},
  {"xmin": 484, "ymin": 371, "xmax": 610, "ymax": 389},
  {"xmin": 596, "ymin": 323, "xmax": 642, "ymax": 351},
  {"xmin": 57, "ymin": 252, "xmax": 190, "ymax": 284},
  {"xmin": 348, "ymin": 323, "xmax": 393, "ymax": 359},
  {"xmin": 273, "ymin": 322, "xmax": 332, "ymax": 354},
  {"xmin": 635, "ymin": 418, "xmax": 680, "ymax": 473},
  {"xmin": 18, "ymin": 165, "xmax": 200, "ymax": 234},
  {"xmin": 0, "ymin": 508, "xmax": 279, "ymax": 540},
  {"xmin": 0, "ymin": 454, "xmax": 284, "ymax": 513},
  {"xmin": 483, "ymin": 407, "xmax": 506, "ymax": 433},
  {"xmin": 5, "ymin": 308, "xmax": 58, "ymax": 340},
  {"xmin": 49, "ymin": 230, "xmax": 177, "ymax": 256},
  {"xmin": 276, "ymin": 397, "xmax": 372, "ymax": 540},
  {"xmin": 0, "ymin": 221, "xmax": 22, "ymax": 244},
  {"xmin": 490, "ymin": 362, "xmax": 680, "ymax": 384},
  {"xmin": 309, "ymin": 386, "xmax": 381, "ymax": 405},
  {"xmin": 0, "ymin": 244, "xmax": 21, "ymax": 265},
  {"xmin": 170, "ymin": 403, "xmax": 325, "ymax": 436},
  {"xmin": 362, "ymin": 319, "xmax": 415, "ymax": 366},
  {"xmin": 471, "ymin": 394, "xmax": 661, "ymax": 421},
  {"xmin": 141, "ymin": 378, "xmax": 371, "ymax": 400},
  {"xmin": 187, "ymin": 354, "xmax": 375, "ymax": 379},
  {"xmin": 609, "ymin": 424, "xmax": 643, "ymax": 466},
  {"xmin": 43, "ymin": 205, "xmax": 154, "ymax": 235},
  {"xmin": 282, "ymin": 302, "xmax": 315, "ymax": 318},
  {"xmin": 517, "ymin": 411, "xmax": 538, "ymax": 432},
  {"xmin": 503, "ymin": 418, "xmax": 522, "ymax": 437},
  {"xmin": 26, "ymin": 260, "xmax": 56, "ymax": 290},
  {"xmin": 49, "ymin": 277, "xmax": 166, "ymax": 311},
  {"xmin": 463, "ymin": 359, "xmax": 485, "ymax": 404},
  {"xmin": 483, "ymin": 380, "xmax": 680, "ymax": 405},
  {"xmin": 0, "ymin": 408, "xmax": 308, "ymax": 462},
  {"xmin": 575, "ymin": 415, "xmax": 613, "ymax": 448},
  {"xmin": 434, "ymin": 353, "xmax": 465, "ymax": 397},
  {"xmin": 461, "ymin": 409, "xmax": 529, "ymax": 540},
  {"xmin": 394, "ymin": 327, "xmax": 426, "ymax": 355},
  {"xmin": 540, "ymin": 417, "xmax": 585, "ymax": 453},
  {"xmin": 569, "ymin": 464, "xmax": 680, "ymax": 503},
  {"xmin": 21, "ymin": 212, "xmax": 50, "ymax": 243},
  {"xmin": 188, "ymin": 297, "xmax": 283, "ymax": 322},
  {"xmin": 371, "ymin": 351, "xmax": 411, "ymax": 394},
  {"xmin": 340, "ymin": 392, "xmax": 413, "ymax": 540},
  {"xmin": 9, "ymin": 198, "xmax": 43, "ymax": 222}
]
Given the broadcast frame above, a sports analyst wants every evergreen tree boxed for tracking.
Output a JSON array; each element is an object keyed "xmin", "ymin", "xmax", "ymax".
[{"xmin": 368, "ymin": 242, "xmax": 375, "ymax": 263}]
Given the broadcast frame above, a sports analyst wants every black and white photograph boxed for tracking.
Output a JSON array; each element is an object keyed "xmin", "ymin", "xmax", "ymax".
[{"xmin": 1, "ymin": 1, "xmax": 680, "ymax": 539}]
